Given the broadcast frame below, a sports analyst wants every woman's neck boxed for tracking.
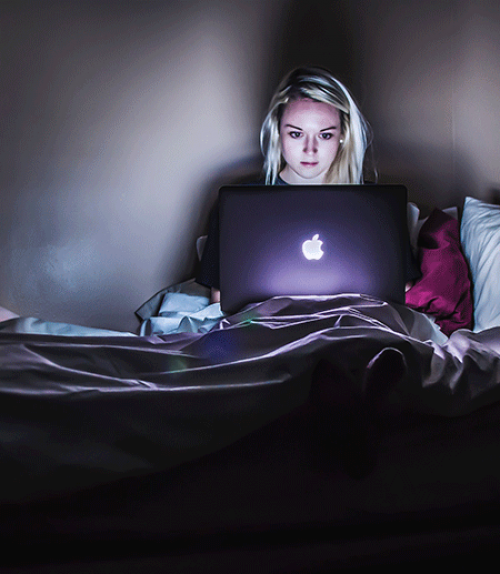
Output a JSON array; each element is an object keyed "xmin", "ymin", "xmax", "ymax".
[{"xmin": 279, "ymin": 167, "xmax": 326, "ymax": 185}]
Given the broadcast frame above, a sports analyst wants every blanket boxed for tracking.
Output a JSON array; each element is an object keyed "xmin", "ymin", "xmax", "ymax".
[{"xmin": 2, "ymin": 286, "xmax": 500, "ymax": 502}]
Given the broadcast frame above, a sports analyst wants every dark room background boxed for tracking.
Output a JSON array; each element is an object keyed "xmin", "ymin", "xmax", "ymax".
[{"xmin": 1, "ymin": 0, "xmax": 499, "ymax": 331}]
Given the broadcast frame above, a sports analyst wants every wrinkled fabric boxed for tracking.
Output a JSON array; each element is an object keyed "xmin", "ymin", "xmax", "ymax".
[
  {"xmin": 136, "ymin": 278, "xmax": 222, "ymax": 335},
  {"xmin": 2, "ymin": 294, "xmax": 500, "ymax": 501}
]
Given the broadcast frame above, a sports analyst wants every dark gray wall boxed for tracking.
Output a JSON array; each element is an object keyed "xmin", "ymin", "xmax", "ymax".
[{"xmin": 1, "ymin": 0, "xmax": 499, "ymax": 330}]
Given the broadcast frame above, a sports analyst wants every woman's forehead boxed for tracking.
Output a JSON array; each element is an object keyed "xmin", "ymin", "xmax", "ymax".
[{"xmin": 281, "ymin": 99, "xmax": 341, "ymax": 126}]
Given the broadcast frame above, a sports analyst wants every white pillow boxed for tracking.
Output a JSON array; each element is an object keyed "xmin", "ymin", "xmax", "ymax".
[{"xmin": 460, "ymin": 196, "xmax": 500, "ymax": 332}]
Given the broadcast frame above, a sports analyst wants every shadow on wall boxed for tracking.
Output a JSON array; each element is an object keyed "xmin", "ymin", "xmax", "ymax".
[
  {"xmin": 259, "ymin": 0, "xmax": 360, "ymax": 112},
  {"xmin": 375, "ymin": 139, "xmax": 500, "ymax": 214},
  {"xmin": 487, "ymin": 188, "xmax": 500, "ymax": 205},
  {"xmin": 374, "ymin": 141, "xmax": 478, "ymax": 215}
]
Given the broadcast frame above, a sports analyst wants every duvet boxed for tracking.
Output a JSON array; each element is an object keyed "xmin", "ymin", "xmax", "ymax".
[{"xmin": 2, "ymin": 284, "xmax": 500, "ymax": 502}]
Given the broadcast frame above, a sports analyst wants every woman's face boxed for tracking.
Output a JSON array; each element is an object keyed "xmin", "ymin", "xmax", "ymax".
[{"xmin": 279, "ymin": 99, "xmax": 342, "ymax": 184}]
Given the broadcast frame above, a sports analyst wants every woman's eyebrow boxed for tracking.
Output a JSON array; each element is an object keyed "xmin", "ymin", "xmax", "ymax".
[{"xmin": 284, "ymin": 124, "xmax": 338, "ymax": 131}]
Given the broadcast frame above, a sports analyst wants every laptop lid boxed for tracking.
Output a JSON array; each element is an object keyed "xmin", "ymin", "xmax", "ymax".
[{"xmin": 219, "ymin": 184, "xmax": 408, "ymax": 314}]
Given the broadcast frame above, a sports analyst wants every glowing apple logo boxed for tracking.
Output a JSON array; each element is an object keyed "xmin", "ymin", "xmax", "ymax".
[{"xmin": 302, "ymin": 234, "xmax": 324, "ymax": 260}]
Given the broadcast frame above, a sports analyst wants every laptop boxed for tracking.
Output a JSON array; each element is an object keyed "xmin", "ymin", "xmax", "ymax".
[{"xmin": 218, "ymin": 184, "xmax": 408, "ymax": 314}]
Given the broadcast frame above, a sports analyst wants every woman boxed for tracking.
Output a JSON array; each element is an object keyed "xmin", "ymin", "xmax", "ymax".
[
  {"xmin": 197, "ymin": 67, "xmax": 414, "ymax": 478},
  {"xmin": 197, "ymin": 66, "xmax": 419, "ymax": 304}
]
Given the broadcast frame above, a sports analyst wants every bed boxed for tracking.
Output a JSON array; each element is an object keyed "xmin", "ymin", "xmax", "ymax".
[{"xmin": 2, "ymin": 195, "xmax": 500, "ymax": 571}]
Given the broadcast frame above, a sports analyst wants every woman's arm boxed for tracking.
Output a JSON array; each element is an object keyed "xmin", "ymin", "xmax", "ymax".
[
  {"xmin": 210, "ymin": 288, "xmax": 220, "ymax": 304},
  {"xmin": 196, "ymin": 204, "xmax": 220, "ymax": 295}
]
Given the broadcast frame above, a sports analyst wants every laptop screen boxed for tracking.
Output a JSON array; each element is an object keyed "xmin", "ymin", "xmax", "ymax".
[{"xmin": 219, "ymin": 184, "xmax": 408, "ymax": 314}]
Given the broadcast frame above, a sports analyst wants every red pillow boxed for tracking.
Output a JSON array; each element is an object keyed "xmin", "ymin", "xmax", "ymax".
[{"xmin": 405, "ymin": 209, "xmax": 473, "ymax": 335}]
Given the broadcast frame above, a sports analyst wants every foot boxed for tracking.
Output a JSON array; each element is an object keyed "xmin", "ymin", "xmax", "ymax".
[{"xmin": 362, "ymin": 347, "xmax": 407, "ymax": 411}]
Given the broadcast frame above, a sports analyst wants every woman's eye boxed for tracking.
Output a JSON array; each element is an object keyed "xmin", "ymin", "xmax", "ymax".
[
  {"xmin": 289, "ymin": 131, "xmax": 302, "ymax": 139},
  {"xmin": 320, "ymin": 133, "xmax": 333, "ymax": 140}
]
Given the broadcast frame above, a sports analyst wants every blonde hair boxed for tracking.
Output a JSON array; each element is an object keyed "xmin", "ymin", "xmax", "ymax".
[{"xmin": 260, "ymin": 67, "xmax": 371, "ymax": 184}]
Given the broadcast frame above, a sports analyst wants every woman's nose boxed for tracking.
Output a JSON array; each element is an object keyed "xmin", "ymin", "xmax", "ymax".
[{"xmin": 303, "ymin": 136, "xmax": 317, "ymax": 153}]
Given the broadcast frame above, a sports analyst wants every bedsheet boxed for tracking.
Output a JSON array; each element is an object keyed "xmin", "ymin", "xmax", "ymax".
[{"xmin": 2, "ymin": 289, "xmax": 500, "ymax": 502}]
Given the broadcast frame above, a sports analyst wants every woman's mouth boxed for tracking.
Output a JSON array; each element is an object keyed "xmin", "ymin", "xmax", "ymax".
[{"xmin": 300, "ymin": 162, "xmax": 318, "ymax": 167}]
